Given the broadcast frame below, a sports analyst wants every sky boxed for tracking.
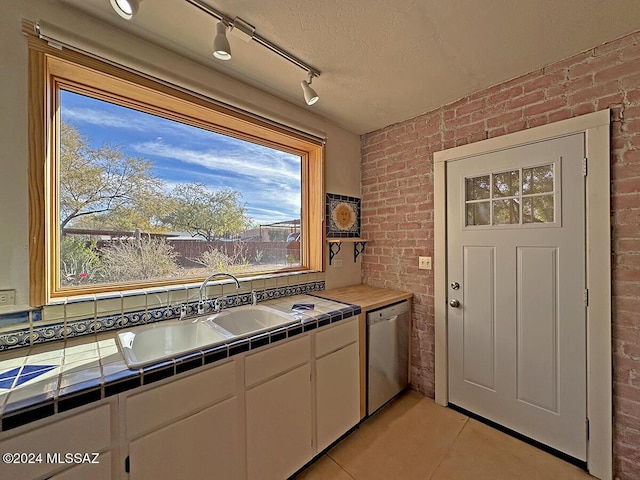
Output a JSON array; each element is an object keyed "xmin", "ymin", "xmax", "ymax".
[{"xmin": 60, "ymin": 89, "xmax": 302, "ymax": 226}]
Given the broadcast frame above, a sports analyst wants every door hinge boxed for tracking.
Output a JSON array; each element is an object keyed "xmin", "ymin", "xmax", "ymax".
[
  {"xmin": 582, "ymin": 157, "xmax": 588, "ymax": 176},
  {"xmin": 586, "ymin": 418, "xmax": 590, "ymax": 440},
  {"xmin": 125, "ymin": 456, "xmax": 130, "ymax": 474},
  {"xmin": 584, "ymin": 289, "xmax": 589, "ymax": 307}
]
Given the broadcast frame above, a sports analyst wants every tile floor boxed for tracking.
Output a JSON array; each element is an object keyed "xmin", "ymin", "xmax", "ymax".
[{"xmin": 294, "ymin": 391, "xmax": 594, "ymax": 480}]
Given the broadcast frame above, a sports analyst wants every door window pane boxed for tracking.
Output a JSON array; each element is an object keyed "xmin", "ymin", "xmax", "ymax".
[
  {"xmin": 493, "ymin": 170, "xmax": 520, "ymax": 198},
  {"xmin": 466, "ymin": 202, "xmax": 490, "ymax": 226},
  {"xmin": 523, "ymin": 195, "xmax": 554, "ymax": 223},
  {"xmin": 493, "ymin": 199, "xmax": 520, "ymax": 225},
  {"xmin": 466, "ymin": 175, "xmax": 490, "ymax": 201},
  {"xmin": 523, "ymin": 164, "xmax": 554, "ymax": 194}
]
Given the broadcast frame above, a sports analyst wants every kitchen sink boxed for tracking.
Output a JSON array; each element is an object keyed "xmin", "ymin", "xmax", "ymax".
[
  {"xmin": 117, "ymin": 305, "xmax": 298, "ymax": 368},
  {"xmin": 117, "ymin": 318, "xmax": 231, "ymax": 368},
  {"xmin": 209, "ymin": 305, "xmax": 297, "ymax": 337}
]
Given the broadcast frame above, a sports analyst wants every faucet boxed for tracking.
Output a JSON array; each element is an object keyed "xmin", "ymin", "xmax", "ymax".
[{"xmin": 198, "ymin": 272, "xmax": 240, "ymax": 314}]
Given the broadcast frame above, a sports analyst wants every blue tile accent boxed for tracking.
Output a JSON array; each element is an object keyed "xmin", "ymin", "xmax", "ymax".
[
  {"xmin": 0, "ymin": 365, "xmax": 57, "ymax": 389},
  {"xmin": 0, "ymin": 311, "xmax": 29, "ymax": 328},
  {"xmin": 30, "ymin": 322, "xmax": 65, "ymax": 346}
]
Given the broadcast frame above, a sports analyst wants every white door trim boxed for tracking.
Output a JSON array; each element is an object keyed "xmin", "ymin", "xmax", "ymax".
[{"xmin": 433, "ymin": 110, "xmax": 611, "ymax": 480}]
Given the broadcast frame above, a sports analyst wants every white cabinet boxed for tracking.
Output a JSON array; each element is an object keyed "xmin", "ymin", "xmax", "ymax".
[
  {"xmin": 129, "ymin": 397, "xmax": 243, "ymax": 480},
  {"xmin": 124, "ymin": 360, "xmax": 243, "ymax": 480},
  {"xmin": 48, "ymin": 451, "xmax": 112, "ymax": 480},
  {"xmin": 0, "ymin": 401, "xmax": 114, "ymax": 480},
  {"xmin": 315, "ymin": 317, "xmax": 360, "ymax": 451},
  {"xmin": 245, "ymin": 336, "xmax": 312, "ymax": 480}
]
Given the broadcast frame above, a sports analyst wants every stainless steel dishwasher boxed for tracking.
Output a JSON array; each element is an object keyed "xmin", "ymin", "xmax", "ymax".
[{"xmin": 367, "ymin": 300, "xmax": 410, "ymax": 416}]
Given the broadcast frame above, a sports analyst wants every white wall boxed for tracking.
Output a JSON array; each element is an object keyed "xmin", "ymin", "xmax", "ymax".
[{"xmin": 0, "ymin": 0, "xmax": 362, "ymax": 309}]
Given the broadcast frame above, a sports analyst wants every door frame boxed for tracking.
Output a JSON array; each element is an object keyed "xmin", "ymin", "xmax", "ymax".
[{"xmin": 433, "ymin": 110, "xmax": 611, "ymax": 479}]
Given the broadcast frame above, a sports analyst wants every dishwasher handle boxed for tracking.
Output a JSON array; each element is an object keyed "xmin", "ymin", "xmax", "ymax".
[{"xmin": 368, "ymin": 314, "xmax": 399, "ymax": 326}]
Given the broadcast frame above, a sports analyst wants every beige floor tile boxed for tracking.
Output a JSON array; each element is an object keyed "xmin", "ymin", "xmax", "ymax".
[
  {"xmin": 327, "ymin": 391, "xmax": 468, "ymax": 480},
  {"xmin": 431, "ymin": 418, "xmax": 595, "ymax": 480},
  {"xmin": 293, "ymin": 455, "xmax": 353, "ymax": 480}
]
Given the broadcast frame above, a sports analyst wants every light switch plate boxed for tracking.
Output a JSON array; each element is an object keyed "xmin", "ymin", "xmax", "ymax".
[{"xmin": 418, "ymin": 256, "xmax": 432, "ymax": 270}]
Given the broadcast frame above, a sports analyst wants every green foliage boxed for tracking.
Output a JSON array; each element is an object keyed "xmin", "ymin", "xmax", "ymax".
[
  {"xmin": 60, "ymin": 237, "xmax": 103, "ymax": 286},
  {"xmin": 100, "ymin": 237, "xmax": 179, "ymax": 282},
  {"xmin": 59, "ymin": 122, "xmax": 166, "ymax": 231},
  {"xmin": 162, "ymin": 183, "xmax": 252, "ymax": 241}
]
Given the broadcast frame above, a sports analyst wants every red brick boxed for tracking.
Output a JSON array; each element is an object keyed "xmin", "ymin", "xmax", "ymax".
[
  {"xmin": 595, "ymin": 61, "xmax": 640, "ymax": 84},
  {"xmin": 594, "ymin": 32, "xmax": 640, "ymax": 57},
  {"xmin": 569, "ymin": 82, "xmax": 620, "ymax": 105},
  {"xmin": 486, "ymin": 110, "xmax": 523, "ymax": 129},
  {"xmin": 523, "ymin": 72, "xmax": 566, "ymax": 94},
  {"xmin": 568, "ymin": 57, "xmax": 606, "ymax": 79},
  {"xmin": 524, "ymin": 97, "xmax": 568, "ymax": 117},
  {"xmin": 456, "ymin": 98, "xmax": 486, "ymax": 117},
  {"xmin": 543, "ymin": 50, "xmax": 593, "ymax": 73},
  {"xmin": 548, "ymin": 108, "xmax": 572, "ymax": 123},
  {"xmin": 488, "ymin": 85, "xmax": 524, "ymax": 105},
  {"xmin": 508, "ymin": 91, "xmax": 545, "ymax": 110},
  {"xmin": 597, "ymin": 93, "xmax": 625, "ymax": 110},
  {"xmin": 565, "ymin": 75, "xmax": 594, "ymax": 94}
]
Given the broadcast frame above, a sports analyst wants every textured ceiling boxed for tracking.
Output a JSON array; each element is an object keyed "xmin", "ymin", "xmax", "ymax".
[{"xmin": 58, "ymin": 0, "xmax": 640, "ymax": 134}]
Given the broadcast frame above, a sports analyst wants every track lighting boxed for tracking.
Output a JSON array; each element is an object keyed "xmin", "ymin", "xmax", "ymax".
[
  {"xmin": 212, "ymin": 21, "xmax": 231, "ymax": 61},
  {"xmin": 111, "ymin": 1, "xmax": 322, "ymax": 107},
  {"xmin": 109, "ymin": 0, "xmax": 140, "ymax": 20},
  {"xmin": 301, "ymin": 73, "xmax": 319, "ymax": 106}
]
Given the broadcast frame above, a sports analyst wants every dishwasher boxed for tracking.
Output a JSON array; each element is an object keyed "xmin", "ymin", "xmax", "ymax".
[{"xmin": 367, "ymin": 300, "xmax": 410, "ymax": 416}]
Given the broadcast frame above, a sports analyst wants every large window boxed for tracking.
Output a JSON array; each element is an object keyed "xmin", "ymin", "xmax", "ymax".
[{"xmin": 28, "ymin": 42, "xmax": 324, "ymax": 304}]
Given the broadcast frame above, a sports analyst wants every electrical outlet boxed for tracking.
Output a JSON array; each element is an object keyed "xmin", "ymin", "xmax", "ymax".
[
  {"xmin": 0, "ymin": 289, "xmax": 16, "ymax": 306},
  {"xmin": 418, "ymin": 256, "xmax": 432, "ymax": 270},
  {"xmin": 332, "ymin": 259, "xmax": 343, "ymax": 268}
]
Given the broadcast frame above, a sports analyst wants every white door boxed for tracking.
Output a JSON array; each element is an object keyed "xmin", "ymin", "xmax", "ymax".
[{"xmin": 447, "ymin": 133, "xmax": 587, "ymax": 460}]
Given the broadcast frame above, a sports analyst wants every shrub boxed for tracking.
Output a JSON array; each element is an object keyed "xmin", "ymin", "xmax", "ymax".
[
  {"xmin": 60, "ymin": 236, "xmax": 103, "ymax": 286},
  {"xmin": 101, "ymin": 237, "xmax": 179, "ymax": 282}
]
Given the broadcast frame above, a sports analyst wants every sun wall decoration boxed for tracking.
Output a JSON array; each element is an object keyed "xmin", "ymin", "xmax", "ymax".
[{"xmin": 326, "ymin": 193, "xmax": 361, "ymax": 238}]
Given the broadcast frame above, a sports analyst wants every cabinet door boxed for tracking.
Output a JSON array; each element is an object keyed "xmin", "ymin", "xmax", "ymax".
[
  {"xmin": 129, "ymin": 396, "xmax": 243, "ymax": 480},
  {"xmin": 246, "ymin": 363, "xmax": 312, "ymax": 480},
  {"xmin": 0, "ymin": 403, "xmax": 111, "ymax": 480},
  {"xmin": 316, "ymin": 342, "xmax": 360, "ymax": 451},
  {"xmin": 48, "ymin": 451, "xmax": 112, "ymax": 480}
]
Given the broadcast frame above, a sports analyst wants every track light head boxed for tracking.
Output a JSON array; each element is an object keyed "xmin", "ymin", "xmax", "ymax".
[
  {"xmin": 110, "ymin": 0, "xmax": 140, "ymax": 20},
  {"xmin": 213, "ymin": 21, "xmax": 232, "ymax": 61},
  {"xmin": 301, "ymin": 73, "xmax": 319, "ymax": 106}
]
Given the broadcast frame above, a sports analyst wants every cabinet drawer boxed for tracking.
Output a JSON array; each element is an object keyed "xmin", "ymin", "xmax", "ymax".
[
  {"xmin": 126, "ymin": 360, "xmax": 236, "ymax": 439},
  {"xmin": 315, "ymin": 316, "xmax": 358, "ymax": 358},
  {"xmin": 0, "ymin": 403, "xmax": 111, "ymax": 480},
  {"xmin": 245, "ymin": 335, "xmax": 310, "ymax": 387}
]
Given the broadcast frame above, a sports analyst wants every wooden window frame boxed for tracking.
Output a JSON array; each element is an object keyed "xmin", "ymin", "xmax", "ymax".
[{"xmin": 28, "ymin": 39, "xmax": 324, "ymax": 306}]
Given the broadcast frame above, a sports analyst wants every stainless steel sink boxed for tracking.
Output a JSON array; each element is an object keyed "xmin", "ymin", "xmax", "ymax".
[{"xmin": 209, "ymin": 305, "xmax": 297, "ymax": 337}]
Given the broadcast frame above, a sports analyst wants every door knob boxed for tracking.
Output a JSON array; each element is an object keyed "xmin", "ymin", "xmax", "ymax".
[{"xmin": 449, "ymin": 299, "xmax": 460, "ymax": 308}]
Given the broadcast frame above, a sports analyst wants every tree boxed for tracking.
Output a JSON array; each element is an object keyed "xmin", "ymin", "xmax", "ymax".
[
  {"xmin": 163, "ymin": 183, "xmax": 252, "ymax": 241},
  {"xmin": 59, "ymin": 122, "xmax": 165, "ymax": 230}
]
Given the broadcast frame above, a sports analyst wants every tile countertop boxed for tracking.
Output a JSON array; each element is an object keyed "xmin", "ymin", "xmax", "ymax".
[{"xmin": 0, "ymin": 294, "xmax": 360, "ymax": 433}]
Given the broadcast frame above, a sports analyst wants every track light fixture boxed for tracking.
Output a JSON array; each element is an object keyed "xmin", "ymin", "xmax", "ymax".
[
  {"xmin": 112, "ymin": 0, "xmax": 322, "ymax": 106},
  {"xmin": 212, "ymin": 21, "xmax": 231, "ymax": 60},
  {"xmin": 109, "ymin": 0, "xmax": 140, "ymax": 20},
  {"xmin": 301, "ymin": 72, "xmax": 319, "ymax": 106}
]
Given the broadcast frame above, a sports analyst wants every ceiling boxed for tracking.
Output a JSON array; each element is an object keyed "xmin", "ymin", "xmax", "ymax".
[{"xmin": 58, "ymin": 0, "xmax": 640, "ymax": 134}]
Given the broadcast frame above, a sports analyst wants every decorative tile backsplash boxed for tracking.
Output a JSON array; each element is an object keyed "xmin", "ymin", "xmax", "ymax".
[{"xmin": 0, "ymin": 272, "xmax": 325, "ymax": 352}]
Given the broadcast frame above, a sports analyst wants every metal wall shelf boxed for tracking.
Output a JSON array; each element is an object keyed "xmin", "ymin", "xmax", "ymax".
[{"xmin": 326, "ymin": 238, "xmax": 369, "ymax": 265}]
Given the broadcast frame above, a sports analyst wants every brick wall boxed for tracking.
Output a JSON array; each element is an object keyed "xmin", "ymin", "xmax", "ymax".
[{"xmin": 361, "ymin": 30, "xmax": 640, "ymax": 479}]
